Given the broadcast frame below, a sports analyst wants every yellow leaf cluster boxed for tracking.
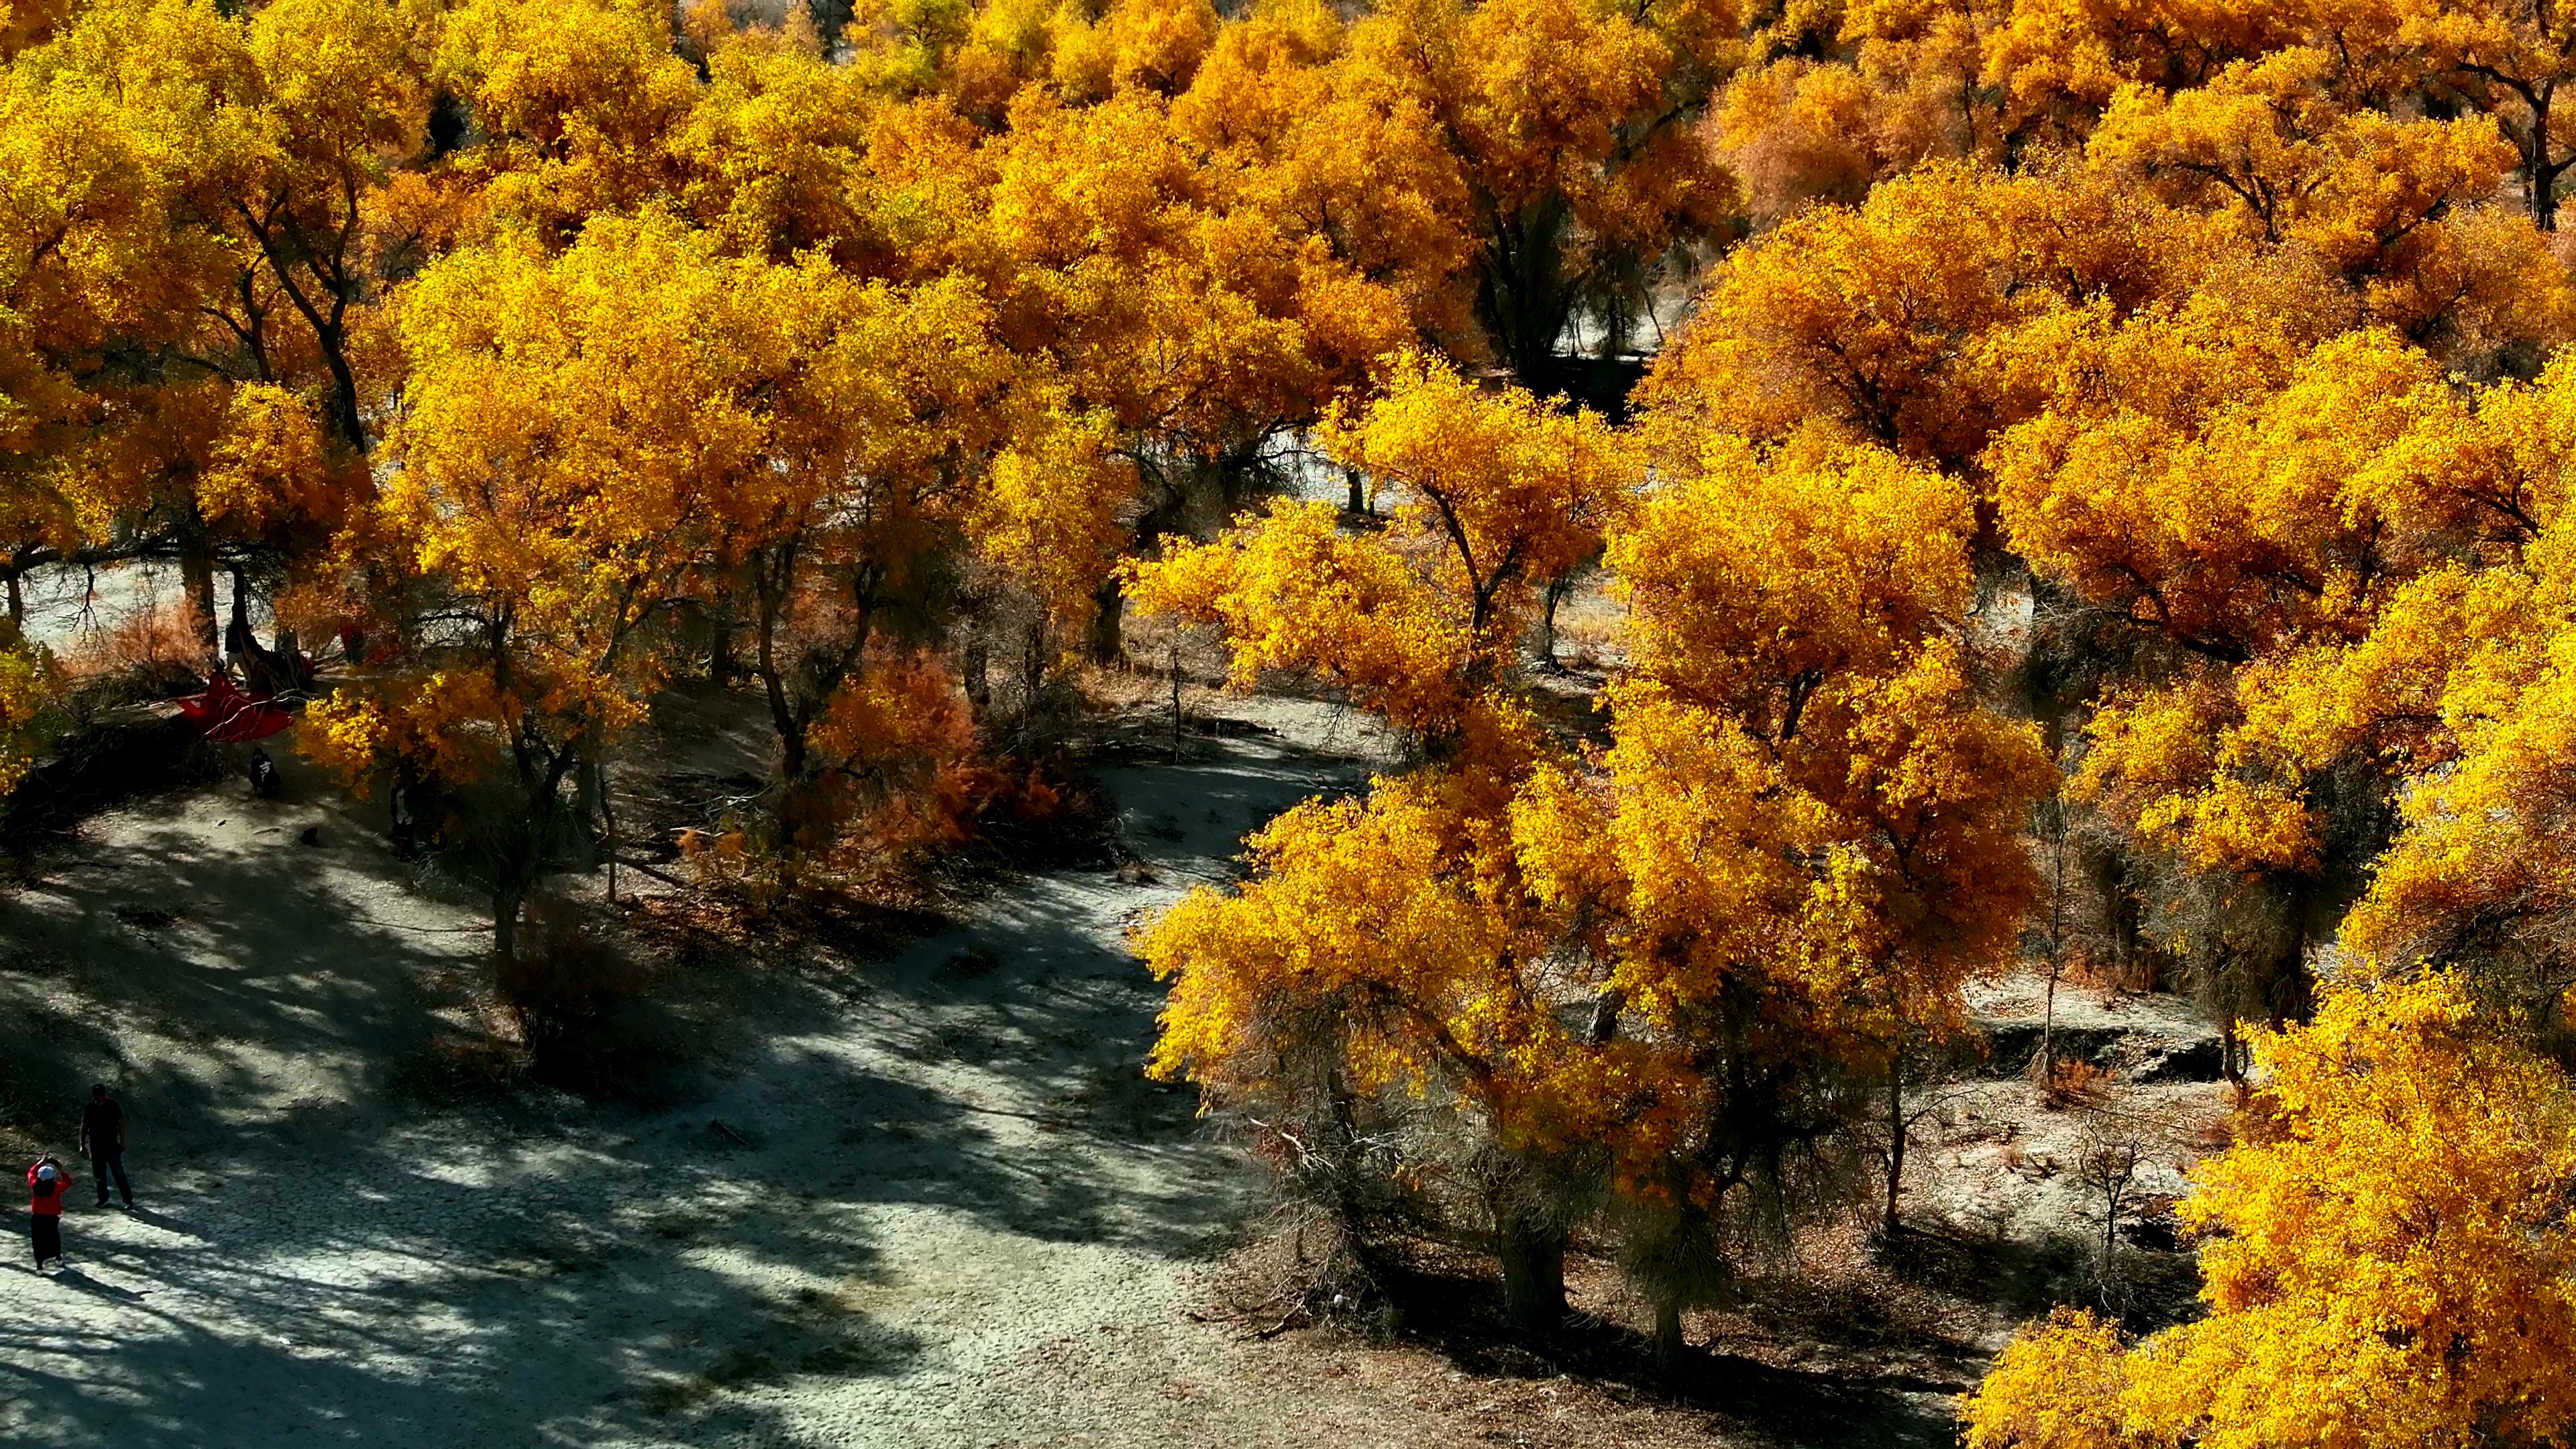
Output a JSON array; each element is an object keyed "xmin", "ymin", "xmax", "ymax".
[
  {"xmin": 0, "ymin": 627, "xmax": 62, "ymax": 796},
  {"xmin": 1964, "ymin": 975, "xmax": 2576, "ymax": 1449}
]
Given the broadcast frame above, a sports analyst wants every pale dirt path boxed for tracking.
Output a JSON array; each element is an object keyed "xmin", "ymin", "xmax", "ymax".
[{"xmin": 0, "ymin": 698, "xmax": 1434, "ymax": 1449}]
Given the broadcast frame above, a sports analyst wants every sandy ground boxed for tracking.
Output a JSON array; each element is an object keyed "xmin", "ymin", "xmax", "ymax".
[{"xmin": 0, "ymin": 694, "xmax": 1538, "ymax": 1449}]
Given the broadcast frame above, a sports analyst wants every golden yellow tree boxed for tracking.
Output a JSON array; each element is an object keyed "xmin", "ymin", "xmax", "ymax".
[
  {"xmin": 714, "ymin": 261, "xmax": 1128, "ymax": 877},
  {"xmin": 1132, "ymin": 350, "xmax": 1634, "ymax": 737},
  {"xmin": 435, "ymin": 0, "xmax": 698, "ymax": 239},
  {"xmin": 0, "ymin": 50, "xmax": 175, "ymax": 619},
  {"xmin": 1514, "ymin": 427, "xmax": 2048, "ymax": 1362},
  {"xmin": 1131, "ymin": 354, "xmax": 1638, "ymax": 1328},
  {"xmin": 0, "ymin": 624, "xmax": 61, "ymax": 796},
  {"xmin": 1961, "ymin": 973, "xmax": 2576, "ymax": 1449},
  {"xmin": 1328, "ymin": 0, "xmax": 1743, "ymax": 388},
  {"xmin": 1, "ymin": 0, "xmax": 445, "ymax": 654},
  {"xmin": 305, "ymin": 215, "xmax": 773, "ymax": 961}
]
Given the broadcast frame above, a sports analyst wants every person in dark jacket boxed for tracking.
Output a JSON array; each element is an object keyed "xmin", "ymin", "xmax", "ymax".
[
  {"xmin": 248, "ymin": 746, "xmax": 282, "ymax": 798},
  {"xmin": 28, "ymin": 1155, "xmax": 73, "ymax": 1270},
  {"xmin": 80, "ymin": 1084, "xmax": 132, "ymax": 1209}
]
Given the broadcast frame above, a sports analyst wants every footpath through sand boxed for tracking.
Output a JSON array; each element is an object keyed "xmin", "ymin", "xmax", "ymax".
[{"xmin": 0, "ymin": 698, "xmax": 1462, "ymax": 1448}]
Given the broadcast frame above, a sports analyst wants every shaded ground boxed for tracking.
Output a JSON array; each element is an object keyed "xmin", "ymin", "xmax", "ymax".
[{"xmin": 0, "ymin": 694, "xmax": 1397, "ymax": 1447}]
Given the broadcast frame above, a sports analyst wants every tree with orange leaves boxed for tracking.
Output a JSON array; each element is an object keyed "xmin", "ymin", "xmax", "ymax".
[
  {"xmin": 304, "ymin": 216, "xmax": 776, "ymax": 962},
  {"xmin": 0, "ymin": 0, "xmax": 437, "ymax": 651},
  {"xmin": 1131, "ymin": 354, "xmax": 1638, "ymax": 1327},
  {"xmin": 1326, "ymin": 0, "xmax": 1741, "ymax": 390},
  {"xmin": 1513, "ymin": 427, "xmax": 2048, "ymax": 1364},
  {"xmin": 1962, "ymin": 973, "xmax": 2576, "ymax": 1449}
]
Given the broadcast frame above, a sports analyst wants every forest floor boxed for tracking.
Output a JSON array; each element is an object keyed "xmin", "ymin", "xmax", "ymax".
[{"xmin": 0, "ymin": 680, "xmax": 2225, "ymax": 1448}]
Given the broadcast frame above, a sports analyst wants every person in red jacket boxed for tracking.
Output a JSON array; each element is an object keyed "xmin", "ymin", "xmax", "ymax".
[{"xmin": 28, "ymin": 1155, "xmax": 73, "ymax": 1271}]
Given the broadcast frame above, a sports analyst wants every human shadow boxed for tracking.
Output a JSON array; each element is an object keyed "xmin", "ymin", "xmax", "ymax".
[
  {"xmin": 45, "ymin": 1267, "xmax": 146, "ymax": 1303},
  {"xmin": 123, "ymin": 1208, "xmax": 205, "ymax": 1242}
]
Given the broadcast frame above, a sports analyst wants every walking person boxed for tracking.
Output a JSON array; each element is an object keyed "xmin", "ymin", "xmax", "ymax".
[
  {"xmin": 80, "ymin": 1084, "xmax": 132, "ymax": 1210},
  {"xmin": 27, "ymin": 1155, "xmax": 73, "ymax": 1271}
]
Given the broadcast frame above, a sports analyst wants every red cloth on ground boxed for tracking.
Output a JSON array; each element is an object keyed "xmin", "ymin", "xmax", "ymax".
[{"xmin": 176, "ymin": 672, "xmax": 294, "ymax": 743}]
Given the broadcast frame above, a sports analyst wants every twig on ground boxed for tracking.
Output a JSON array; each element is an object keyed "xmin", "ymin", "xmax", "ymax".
[
  {"xmin": 613, "ymin": 856, "xmax": 692, "ymax": 890},
  {"xmin": 1250, "ymin": 1306, "xmax": 1309, "ymax": 1340}
]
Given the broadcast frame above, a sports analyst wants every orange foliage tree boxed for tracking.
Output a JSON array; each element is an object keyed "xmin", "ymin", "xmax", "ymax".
[
  {"xmin": 1962, "ymin": 974, "xmax": 2576, "ymax": 1449},
  {"xmin": 304, "ymin": 217, "xmax": 783, "ymax": 960},
  {"xmin": 1512, "ymin": 425, "xmax": 2047, "ymax": 1360},
  {"xmin": 1130, "ymin": 354, "xmax": 1638, "ymax": 1327}
]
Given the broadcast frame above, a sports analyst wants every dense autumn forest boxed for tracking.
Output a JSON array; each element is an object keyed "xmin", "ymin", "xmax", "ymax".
[{"xmin": 6, "ymin": 0, "xmax": 2576, "ymax": 1441}]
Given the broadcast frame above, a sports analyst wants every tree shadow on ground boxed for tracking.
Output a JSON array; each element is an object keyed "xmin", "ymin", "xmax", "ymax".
[
  {"xmin": 1, "ymin": 1083, "xmax": 932, "ymax": 1447},
  {"xmin": 1358, "ymin": 1258, "xmax": 1968, "ymax": 1449},
  {"xmin": 1876, "ymin": 1218, "xmax": 2202, "ymax": 1336},
  {"xmin": 0, "ymin": 722, "xmax": 1375, "ymax": 1446}
]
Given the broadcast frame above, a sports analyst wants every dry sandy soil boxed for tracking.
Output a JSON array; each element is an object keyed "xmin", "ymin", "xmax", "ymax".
[{"xmin": 0, "ymin": 682, "xmax": 2223, "ymax": 1448}]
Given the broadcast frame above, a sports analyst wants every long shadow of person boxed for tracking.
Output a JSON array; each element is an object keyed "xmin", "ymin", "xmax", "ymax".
[
  {"xmin": 50, "ymin": 1267, "xmax": 148, "ymax": 1303},
  {"xmin": 125, "ymin": 1208, "xmax": 206, "ymax": 1242}
]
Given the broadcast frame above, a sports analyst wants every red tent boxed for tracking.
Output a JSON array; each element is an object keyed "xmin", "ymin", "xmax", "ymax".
[{"xmin": 176, "ymin": 672, "xmax": 294, "ymax": 744}]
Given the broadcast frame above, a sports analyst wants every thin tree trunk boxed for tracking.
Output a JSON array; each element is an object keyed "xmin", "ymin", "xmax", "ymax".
[
  {"xmin": 1021, "ymin": 616, "xmax": 1048, "ymax": 731},
  {"xmin": 1538, "ymin": 572, "xmax": 1573, "ymax": 668},
  {"xmin": 2039, "ymin": 966, "xmax": 2060, "ymax": 1082},
  {"xmin": 600, "ymin": 758, "xmax": 619, "ymax": 905},
  {"xmin": 1884, "ymin": 1055, "xmax": 1907, "ymax": 1234},
  {"xmin": 2037, "ymin": 794, "xmax": 2069, "ymax": 1079},
  {"xmin": 963, "ymin": 629, "xmax": 990, "ymax": 722}
]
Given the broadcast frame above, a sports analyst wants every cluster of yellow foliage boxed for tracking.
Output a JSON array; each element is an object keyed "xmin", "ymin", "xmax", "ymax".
[
  {"xmin": 1131, "ymin": 356, "xmax": 2047, "ymax": 1329},
  {"xmin": 1963, "ymin": 974, "xmax": 2576, "ymax": 1449},
  {"xmin": 1644, "ymin": 1, "xmax": 2576, "ymax": 1434},
  {"xmin": 1116, "ymin": 0, "xmax": 2576, "ymax": 1413},
  {"xmin": 0, "ymin": 623, "xmax": 61, "ymax": 796},
  {"xmin": 0, "ymin": 0, "xmax": 1756, "ymax": 924}
]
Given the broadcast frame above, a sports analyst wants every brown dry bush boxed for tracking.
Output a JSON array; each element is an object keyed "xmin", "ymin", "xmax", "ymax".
[
  {"xmin": 56, "ymin": 596, "xmax": 211, "ymax": 706},
  {"xmin": 2041, "ymin": 1058, "xmax": 2112, "ymax": 1110}
]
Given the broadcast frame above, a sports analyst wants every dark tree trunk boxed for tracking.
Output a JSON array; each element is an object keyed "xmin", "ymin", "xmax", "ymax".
[
  {"xmin": 225, "ymin": 567, "xmax": 254, "ymax": 660},
  {"xmin": 963, "ymin": 631, "xmax": 990, "ymax": 722},
  {"xmin": 596, "ymin": 758, "xmax": 619, "ymax": 904},
  {"xmin": 1884, "ymin": 1058, "xmax": 1907, "ymax": 1234},
  {"xmin": 493, "ymin": 881, "xmax": 523, "ymax": 969},
  {"xmin": 2521, "ymin": 91, "xmax": 2562, "ymax": 231},
  {"xmin": 708, "ymin": 615, "xmax": 736, "ymax": 686},
  {"xmin": 1497, "ymin": 1217, "xmax": 1566, "ymax": 1334},
  {"xmin": 1087, "ymin": 576, "xmax": 1123, "ymax": 666},
  {"xmin": 1653, "ymin": 1300, "xmax": 1686, "ymax": 1378},
  {"xmin": 1021, "ymin": 616, "xmax": 1049, "ymax": 717},
  {"xmin": 1538, "ymin": 572, "xmax": 1574, "ymax": 668},
  {"xmin": 182, "ymin": 547, "xmax": 218, "ymax": 653},
  {"xmin": 1477, "ymin": 195, "xmax": 1573, "ymax": 395}
]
